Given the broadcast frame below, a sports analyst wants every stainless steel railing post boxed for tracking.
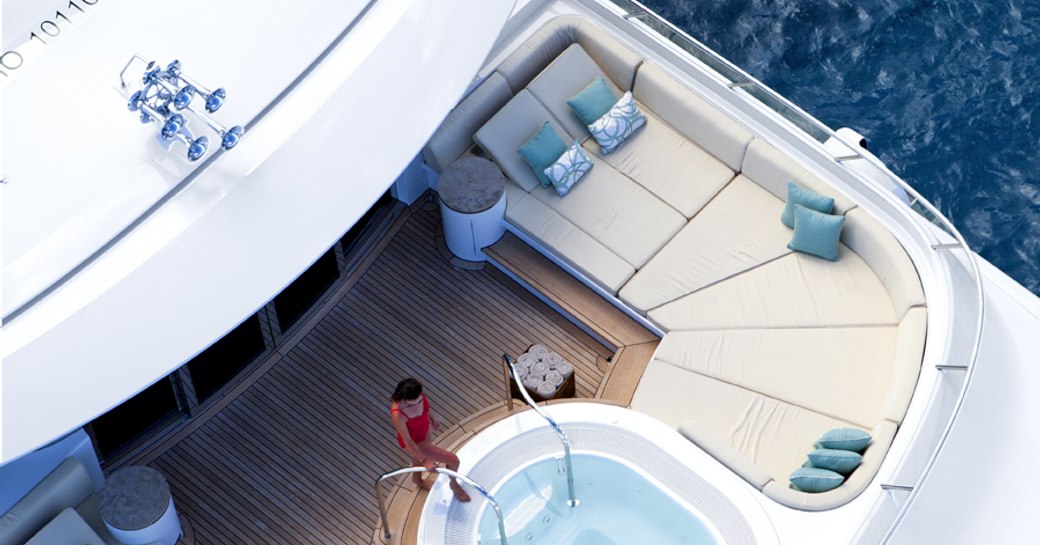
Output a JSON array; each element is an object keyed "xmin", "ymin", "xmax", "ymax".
[
  {"xmin": 503, "ymin": 354, "xmax": 579, "ymax": 507},
  {"xmin": 374, "ymin": 466, "xmax": 508, "ymax": 545}
]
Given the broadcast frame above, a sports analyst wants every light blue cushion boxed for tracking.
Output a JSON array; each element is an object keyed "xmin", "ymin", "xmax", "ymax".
[
  {"xmin": 807, "ymin": 448, "xmax": 864, "ymax": 474},
  {"xmin": 517, "ymin": 122, "xmax": 568, "ymax": 188},
  {"xmin": 567, "ymin": 77, "xmax": 618, "ymax": 126},
  {"xmin": 789, "ymin": 467, "xmax": 845, "ymax": 493},
  {"xmin": 788, "ymin": 205, "xmax": 846, "ymax": 261},
  {"xmin": 815, "ymin": 427, "xmax": 873, "ymax": 452},
  {"xmin": 544, "ymin": 140, "xmax": 594, "ymax": 197},
  {"xmin": 781, "ymin": 182, "xmax": 835, "ymax": 228},
  {"xmin": 587, "ymin": 91, "xmax": 647, "ymax": 155}
]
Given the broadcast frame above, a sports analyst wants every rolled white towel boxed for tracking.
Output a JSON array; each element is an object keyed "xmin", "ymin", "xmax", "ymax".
[
  {"xmin": 517, "ymin": 353, "xmax": 537, "ymax": 368},
  {"xmin": 556, "ymin": 361, "xmax": 574, "ymax": 378},
  {"xmin": 514, "ymin": 365, "xmax": 529, "ymax": 380},
  {"xmin": 545, "ymin": 370, "xmax": 564, "ymax": 387},
  {"xmin": 536, "ymin": 381, "xmax": 556, "ymax": 398},
  {"xmin": 544, "ymin": 352, "xmax": 563, "ymax": 369},
  {"xmin": 531, "ymin": 361, "xmax": 550, "ymax": 377},
  {"xmin": 523, "ymin": 374, "xmax": 542, "ymax": 391},
  {"xmin": 529, "ymin": 344, "xmax": 550, "ymax": 358}
]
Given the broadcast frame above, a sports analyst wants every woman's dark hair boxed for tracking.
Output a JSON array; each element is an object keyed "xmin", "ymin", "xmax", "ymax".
[{"xmin": 392, "ymin": 378, "xmax": 423, "ymax": 402}]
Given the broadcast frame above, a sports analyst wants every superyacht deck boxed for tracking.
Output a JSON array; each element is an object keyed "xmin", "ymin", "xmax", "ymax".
[{"xmin": 116, "ymin": 199, "xmax": 613, "ymax": 545}]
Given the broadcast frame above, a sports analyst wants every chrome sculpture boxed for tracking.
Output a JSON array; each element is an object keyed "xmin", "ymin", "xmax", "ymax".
[{"xmin": 120, "ymin": 55, "xmax": 242, "ymax": 162}]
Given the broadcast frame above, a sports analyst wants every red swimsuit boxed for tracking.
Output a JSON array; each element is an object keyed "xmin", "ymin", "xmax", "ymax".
[{"xmin": 391, "ymin": 394, "xmax": 431, "ymax": 449}]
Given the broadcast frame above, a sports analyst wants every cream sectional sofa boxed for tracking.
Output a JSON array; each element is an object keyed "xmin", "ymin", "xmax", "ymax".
[{"xmin": 422, "ymin": 15, "xmax": 927, "ymax": 511}]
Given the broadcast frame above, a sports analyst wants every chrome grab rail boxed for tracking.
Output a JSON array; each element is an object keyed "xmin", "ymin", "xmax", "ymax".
[
  {"xmin": 602, "ymin": 1, "xmax": 986, "ymax": 542},
  {"xmin": 375, "ymin": 466, "xmax": 508, "ymax": 545},
  {"xmin": 503, "ymin": 354, "xmax": 579, "ymax": 507}
]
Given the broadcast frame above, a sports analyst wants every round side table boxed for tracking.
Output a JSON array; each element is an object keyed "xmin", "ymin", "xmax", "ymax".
[
  {"xmin": 438, "ymin": 156, "xmax": 507, "ymax": 262},
  {"xmin": 99, "ymin": 467, "xmax": 183, "ymax": 545}
]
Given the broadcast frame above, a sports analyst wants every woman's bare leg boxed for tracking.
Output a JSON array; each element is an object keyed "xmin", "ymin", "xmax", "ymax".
[
  {"xmin": 410, "ymin": 455, "xmax": 432, "ymax": 490},
  {"xmin": 418, "ymin": 443, "xmax": 471, "ymax": 502}
]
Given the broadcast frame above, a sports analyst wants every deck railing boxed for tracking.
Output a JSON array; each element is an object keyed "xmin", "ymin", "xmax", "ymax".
[{"xmin": 596, "ymin": 0, "xmax": 985, "ymax": 542}]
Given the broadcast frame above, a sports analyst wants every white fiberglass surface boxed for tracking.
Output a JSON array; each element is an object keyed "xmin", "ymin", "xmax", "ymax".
[
  {"xmin": 473, "ymin": 453, "xmax": 721, "ymax": 545},
  {"xmin": 420, "ymin": 403, "xmax": 777, "ymax": 545},
  {"xmin": 1, "ymin": 0, "xmax": 369, "ymax": 315}
]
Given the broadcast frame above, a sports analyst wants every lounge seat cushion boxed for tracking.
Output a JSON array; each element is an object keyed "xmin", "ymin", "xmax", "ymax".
[
  {"xmin": 585, "ymin": 106, "xmax": 735, "ymax": 219},
  {"xmin": 423, "ymin": 72, "xmax": 514, "ymax": 174},
  {"xmin": 528, "ymin": 159, "xmax": 686, "ymax": 269},
  {"xmin": 648, "ymin": 246, "xmax": 897, "ymax": 331},
  {"xmin": 619, "ymin": 175, "xmax": 790, "ymax": 313},
  {"xmin": 527, "ymin": 43, "xmax": 626, "ymax": 139},
  {"xmin": 475, "ymin": 90, "xmax": 576, "ymax": 192},
  {"xmin": 24, "ymin": 508, "xmax": 106, "ymax": 545},
  {"xmin": 505, "ymin": 187, "xmax": 635, "ymax": 293},
  {"xmin": 842, "ymin": 208, "xmax": 926, "ymax": 320},
  {"xmin": 631, "ymin": 359, "xmax": 854, "ymax": 483},
  {"xmin": 742, "ymin": 138, "xmax": 855, "ymax": 214},
  {"xmin": 632, "ymin": 62, "xmax": 753, "ymax": 172},
  {"xmin": 495, "ymin": 15, "xmax": 642, "ymax": 99},
  {"xmin": 652, "ymin": 327, "xmax": 899, "ymax": 428}
]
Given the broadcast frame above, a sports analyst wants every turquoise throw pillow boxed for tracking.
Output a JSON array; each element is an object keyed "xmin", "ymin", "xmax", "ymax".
[
  {"xmin": 781, "ymin": 182, "xmax": 835, "ymax": 228},
  {"xmin": 815, "ymin": 428, "xmax": 872, "ymax": 452},
  {"xmin": 518, "ymin": 122, "xmax": 568, "ymax": 188},
  {"xmin": 788, "ymin": 205, "xmax": 845, "ymax": 261},
  {"xmin": 567, "ymin": 77, "xmax": 618, "ymax": 126},
  {"xmin": 807, "ymin": 448, "xmax": 863, "ymax": 475},
  {"xmin": 544, "ymin": 140, "xmax": 594, "ymax": 197},
  {"xmin": 789, "ymin": 467, "xmax": 845, "ymax": 493}
]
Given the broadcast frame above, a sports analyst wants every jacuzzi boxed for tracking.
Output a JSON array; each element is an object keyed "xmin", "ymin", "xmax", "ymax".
[{"xmin": 419, "ymin": 403, "xmax": 778, "ymax": 545}]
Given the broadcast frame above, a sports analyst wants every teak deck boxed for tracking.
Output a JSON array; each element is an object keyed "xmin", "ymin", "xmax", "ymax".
[{"xmin": 126, "ymin": 201, "xmax": 658, "ymax": 545}]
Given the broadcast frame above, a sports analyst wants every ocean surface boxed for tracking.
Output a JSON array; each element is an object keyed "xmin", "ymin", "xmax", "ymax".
[{"xmin": 643, "ymin": 0, "xmax": 1040, "ymax": 294}]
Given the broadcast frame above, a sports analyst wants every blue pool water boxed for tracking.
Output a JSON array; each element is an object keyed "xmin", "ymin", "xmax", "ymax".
[
  {"xmin": 643, "ymin": 0, "xmax": 1040, "ymax": 294},
  {"xmin": 476, "ymin": 454, "xmax": 717, "ymax": 545}
]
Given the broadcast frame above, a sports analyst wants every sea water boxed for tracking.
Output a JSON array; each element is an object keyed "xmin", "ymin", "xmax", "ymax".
[
  {"xmin": 475, "ymin": 454, "xmax": 718, "ymax": 545},
  {"xmin": 644, "ymin": 0, "xmax": 1040, "ymax": 294}
]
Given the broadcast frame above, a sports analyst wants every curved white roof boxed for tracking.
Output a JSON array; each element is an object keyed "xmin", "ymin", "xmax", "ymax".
[{"xmin": 0, "ymin": 0, "xmax": 516, "ymax": 464}]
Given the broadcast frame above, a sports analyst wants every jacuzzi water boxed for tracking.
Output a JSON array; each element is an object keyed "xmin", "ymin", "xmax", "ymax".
[{"xmin": 474, "ymin": 453, "xmax": 720, "ymax": 545}]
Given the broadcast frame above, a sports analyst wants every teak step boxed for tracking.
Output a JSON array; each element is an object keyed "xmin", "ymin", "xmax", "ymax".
[
  {"xmin": 596, "ymin": 340, "xmax": 660, "ymax": 405},
  {"xmin": 484, "ymin": 232, "xmax": 658, "ymax": 350}
]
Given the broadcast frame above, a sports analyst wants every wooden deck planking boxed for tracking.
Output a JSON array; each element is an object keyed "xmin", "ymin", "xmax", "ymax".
[{"xmin": 146, "ymin": 204, "xmax": 608, "ymax": 545}]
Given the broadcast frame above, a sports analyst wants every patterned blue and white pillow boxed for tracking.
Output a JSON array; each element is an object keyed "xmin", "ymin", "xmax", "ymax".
[
  {"xmin": 543, "ymin": 140, "xmax": 594, "ymax": 197},
  {"xmin": 587, "ymin": 91, "xmax": 647, "ymax": 155}
]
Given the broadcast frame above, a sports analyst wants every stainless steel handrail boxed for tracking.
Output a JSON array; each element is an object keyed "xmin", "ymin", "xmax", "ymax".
[
  {"xmin": 503, "ymin": 354, "xmax": 579, "ymax": 507},
  {"xmin": 375, "ymin": 466, "xmax": 508, "ymax": 545},
  {"xmin": 601, "ymin": 1, "xmax": 986, "ymax": 541}
]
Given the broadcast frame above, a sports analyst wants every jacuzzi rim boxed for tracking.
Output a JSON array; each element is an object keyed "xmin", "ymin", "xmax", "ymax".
[
  {"xmin": 471, "ymin": 449, "xmax": 729, "ymax": 545},
  {"xmin": 418, "ymin": 402, "xmax": 779, "ymax": 545}
]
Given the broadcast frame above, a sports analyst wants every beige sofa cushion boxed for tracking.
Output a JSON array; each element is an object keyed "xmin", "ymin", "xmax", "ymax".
[
  {"xmin": 505, "ymin": 189, "xmax": 636, "ymax": 293},
  {"xmin": 528, "ymin": 160, "xmax": 686, "ymax": 269},
  {"xmin": 619, "ymin": 175, "xmax": 790, "ymax": 313},
  {"xmin": 632, "ymin": 359, "xmax": 854, "ymax": 484},
  {"xmin": 679, "ymin": 421, "xmax": 774, "ymax": 490},
  {"xmin": 527, "ymin": 44, "xmax": 625, "ymax": 139},
  {"xmin": 654, "ymin": 328, "xmax": 898, "ymax": 428},
  {"xmin": 495, "ymin": 15, "xmax": 642, "ymax": 96},
  {"xmin": 585, "ymin": 107, "xmax": 735, "ymax": 219},
  {"xmin": 842, "ymin": 208, "xmax": 926, "ymax": 319},
  {"xmin": 763, "ymin": 420, "xmax": 897, "ymax": 511},
  {"xmin": 24, "ymin": 508, "xmax": 105, "ymax": 545},
  {"xmin": 474, "ymin": 90, "xmax": 576, "ymax": 192},
  {"xmin": 649, "ymin": 245, "xmax": 897, "ymax": 330},
  {"xmin": 0, "ymin": 458, "xmax": 95, "ymax": 545},
  {"xmin": 742, "ymin": 138, "xmax": 855, "ymax": 214},
  {"xmin": 423, "ymin": 73, "xmax": 513, "ymax": 174},
  {"xmin": 633, "ymin": 62, "xmax": 753, "ymax": 172},
  {"xmin": 880, "ymin": 307, "xmax": 927, "ymax": 423}
]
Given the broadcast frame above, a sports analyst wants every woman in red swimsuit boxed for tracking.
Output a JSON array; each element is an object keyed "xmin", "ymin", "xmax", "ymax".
[{"xmin": 390, "ymin": 378, "xmax": 471, "ymax": 502}]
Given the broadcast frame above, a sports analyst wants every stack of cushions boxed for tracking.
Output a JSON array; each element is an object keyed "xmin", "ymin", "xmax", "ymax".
[
  {"xmin": 789, "ymin": 428, "xmax": 872, "ymax": 493},
  {"xmin": 782, "ymin": 181, "xmax": 846, "ymax": 262},
  {"xmin": 517, "ymin": 77, "xmax": 648, "ymax": 197}
]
